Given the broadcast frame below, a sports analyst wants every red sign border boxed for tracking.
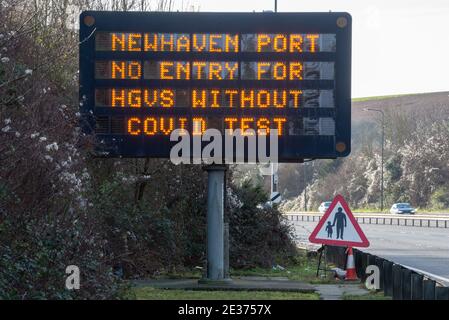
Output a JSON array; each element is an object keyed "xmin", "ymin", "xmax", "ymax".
[{"xmin": 309, "ymin": 195, "xmax": 370, "ymax": 248}]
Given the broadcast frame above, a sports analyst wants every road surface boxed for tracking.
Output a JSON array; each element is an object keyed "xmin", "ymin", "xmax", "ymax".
[{"xmin": 293, "ymin": 221, "xmax": 449, "ymax": 280}]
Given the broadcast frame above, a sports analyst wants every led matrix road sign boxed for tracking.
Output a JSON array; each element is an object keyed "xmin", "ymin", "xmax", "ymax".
[{"xmin": 79, "ymin": 11, "xmax": 352, "ymax": 161}]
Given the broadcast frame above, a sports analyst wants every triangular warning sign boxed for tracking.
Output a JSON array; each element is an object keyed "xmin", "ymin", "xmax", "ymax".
[{"xmin": 309, "ymin": 195, "xmax": 370, "ymax": 248}]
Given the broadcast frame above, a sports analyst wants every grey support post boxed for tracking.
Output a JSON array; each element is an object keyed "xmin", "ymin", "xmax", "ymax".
[{"xmin": 201, "ymin": 165, "xmax": 232, "ymax": 284}]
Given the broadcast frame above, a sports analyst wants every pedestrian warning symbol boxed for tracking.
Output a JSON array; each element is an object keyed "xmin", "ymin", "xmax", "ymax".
[{"xmin": 309, "ymin": 195, "xmax": 370, "ymax": 248}]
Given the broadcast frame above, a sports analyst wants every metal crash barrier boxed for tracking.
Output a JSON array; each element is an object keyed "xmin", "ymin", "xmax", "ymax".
[
  {"xmin": 324, "ymin": 246, "xmax": 449, "ymax": 300},
  {"xmin": 287, "ymin": 213, "xmax": 449, "ymax": 229}
]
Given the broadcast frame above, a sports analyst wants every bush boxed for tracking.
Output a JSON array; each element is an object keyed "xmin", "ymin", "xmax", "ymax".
[
  {"xmin": 0, "ymin": 1, "xmax": 297, "ymax": 299},
  {"xmin": 228, "ymin": 181, "xmax": 297, "ymax": 269},
  {"xmin": 87, "ymin": 162, "xmax": 208, "ymax": 278},
  {"xmin": 430, "ymin": 187, "xmax": 449, "ymax": 210},
  {"xmin": 0, "ymin": 206, "xmax": 123, "ymax": 300}
]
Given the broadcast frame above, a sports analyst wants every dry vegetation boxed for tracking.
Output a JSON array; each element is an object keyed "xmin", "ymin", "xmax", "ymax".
[
  {"xmin": 281, "ymin": 92, "xmax": 449, "ymax": 211},
  {"xmin": 0, "ymin": 0, "xmax": 295, "ymax": 300}
]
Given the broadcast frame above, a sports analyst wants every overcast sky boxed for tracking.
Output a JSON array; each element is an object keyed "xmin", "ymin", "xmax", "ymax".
[{"xmin": 179, "ymin": 0, "xmax": 449, "ymax": 98}]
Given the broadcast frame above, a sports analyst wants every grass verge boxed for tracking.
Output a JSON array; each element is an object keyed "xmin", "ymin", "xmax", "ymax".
[
  {"xmin": 230, "ymin": 251, "xmax": 335, "ymax": 284},
  {"xmin": 127, "ymin": 250, "xmax": 337, "ymax": 300},
  {"xmin": 129, "ymin": 287, "xmax": 319, "ymax": 300},
  {"xmin": 343, "ymin": 291, "xmax": 392, "ymax": 300},
  {"xmin": 149, "ymin": 250, "xmax": 332, "ymax": 284}
]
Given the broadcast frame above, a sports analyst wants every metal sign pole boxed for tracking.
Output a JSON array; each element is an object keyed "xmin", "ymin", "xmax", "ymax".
[{"xmin": 201, "ymin": 165, "xmax": 231, "ymax": 284}]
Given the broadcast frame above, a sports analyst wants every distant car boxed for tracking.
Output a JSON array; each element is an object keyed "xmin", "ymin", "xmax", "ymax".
[
  {"xmin": 319, "ymin": 202, "xmax": 332, "ymax": 213},
  {"xmin": 390, "ymin": 203, "xmax": 417, "ymax": 215}
]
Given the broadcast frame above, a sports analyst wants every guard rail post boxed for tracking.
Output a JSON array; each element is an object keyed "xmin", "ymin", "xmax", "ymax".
[
  {"xmin": 401, "ymin": 268, "xmax": 412, "ymax": 300},
  {"xmin": 392, "ymin": 264, "xmax": 403, "ymax": 300},
  {"xmin": 375, "ymin": 257, "xmax": 385, "ymax": 291},
  {"xmin": 367, "ymin": 254, "xmax": 377, "ymax": 283},
  {"xmin": 354, "ymin": 249, "xmax": 364, "ymax": 279},
  {"xmin": 411, "ymin": 272, "xmax": 424, "ymax": 300},
  {"xmin": 423, "ymin": 279, "xmax": 436, "ymax": 300},
  {"xmin": 383, "ymin": 260, "xmax": 394, "ymax": 297},
  {"xmin": 435, "ymin": 286, "xmax": 449, "ymax": 300}
]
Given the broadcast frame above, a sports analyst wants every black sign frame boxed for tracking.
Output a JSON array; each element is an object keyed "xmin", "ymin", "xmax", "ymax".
[{"xmin": 79, "ymin": 11, "xmax": 352, "ymax": 162}]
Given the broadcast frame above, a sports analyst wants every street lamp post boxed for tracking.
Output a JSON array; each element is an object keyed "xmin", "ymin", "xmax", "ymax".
[{"xmin": 364, "ymin": 108, "xmax": 385, "ymax": 212}]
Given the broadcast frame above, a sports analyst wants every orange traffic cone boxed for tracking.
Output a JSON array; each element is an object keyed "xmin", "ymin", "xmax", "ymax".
[{"xmin": 345, "ymin": 247, "xmax": 359, "ymax": 281}]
